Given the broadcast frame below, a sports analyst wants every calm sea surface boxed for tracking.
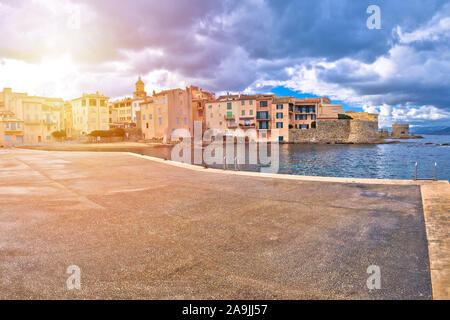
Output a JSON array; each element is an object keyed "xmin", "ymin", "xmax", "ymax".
[{"xmin": 100, "ymin": 135, "xmax": 450, "ymax": 181}]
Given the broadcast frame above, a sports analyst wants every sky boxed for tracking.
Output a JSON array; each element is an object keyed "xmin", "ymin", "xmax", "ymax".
[{"xmin": 0, "ymin": 0, "xmax": 449, "ymax": 129}]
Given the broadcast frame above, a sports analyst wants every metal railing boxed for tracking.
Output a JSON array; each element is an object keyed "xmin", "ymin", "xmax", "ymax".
[{"xmin": 414, "ymin": 162, "xmax": 437, "ymax": 181}]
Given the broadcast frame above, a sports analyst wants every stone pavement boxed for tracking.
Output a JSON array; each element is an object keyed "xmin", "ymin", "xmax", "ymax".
[{"xmin": 0, "ymin": 148, "xmax": 444, "ymax": 299}]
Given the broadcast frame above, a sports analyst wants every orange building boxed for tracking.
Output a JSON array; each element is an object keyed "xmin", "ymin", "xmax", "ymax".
[
  {"xmin": 140, "ymin": 88, "xmax": 194, "ymax": 141},
  {"xmin": 190, "ymin": 85, "xmax": 215, "ymax": 133},
  {"xmin": 206, "ymin": 94, "xmax": 343, "ymax": 142}
]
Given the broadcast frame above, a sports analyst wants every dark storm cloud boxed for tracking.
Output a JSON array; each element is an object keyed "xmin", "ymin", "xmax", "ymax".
[{"xmin": 0, "ymin": 0, "xmax": 449, "ymax": 121}]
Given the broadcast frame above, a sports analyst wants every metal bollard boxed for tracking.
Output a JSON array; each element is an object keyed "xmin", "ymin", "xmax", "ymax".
[
  {"xmin": 434, "ymin": 162, "xmax": 437, "ymax": 181},
  {"xmin": 234, "ymin": 156, "xmax": 240, "ymax": 171},
  {"xmin": 414, "ymin": 162, "xmax": 418, "ymax": 181}
]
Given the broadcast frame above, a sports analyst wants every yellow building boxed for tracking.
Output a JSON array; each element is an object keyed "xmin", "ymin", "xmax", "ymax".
[
  {"xmin": 109, "ymin": 78, "xmax": 148, "ymax": 128},
  {"xmin": 110, "ymin": 97, "xmax": 133, "ymax": 127},
  {"xmin": 0, "ymin": 88, "xmax": 64, "ymax": 144},
  {"xmin": 63, "ymin": 102, "xmax": 73, "ymax": 138},
  {"xmin": 345, "ymin": 111, "xmax": 379, "ymax": 122},
  {"xmin": 71, "ymin": 92, "xmax": 109, "ymax": 135},
  {"xmin": 0, "ymin": 110, "xmax": 24, "ymax": 145}
]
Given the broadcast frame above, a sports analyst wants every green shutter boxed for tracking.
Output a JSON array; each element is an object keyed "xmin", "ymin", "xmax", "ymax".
[{"xmin": 227, "ymin": 102, "xmax": 232, "ymax": 110}]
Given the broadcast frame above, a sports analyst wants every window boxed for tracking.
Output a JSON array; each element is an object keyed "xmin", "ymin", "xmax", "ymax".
[
  {"xmin": 276, "ymin": 104, "xmax": 283, "ymax": 109},
  {"xmin": 332, "ymin": 108, "xmax": 338, "ymax": 113},
  {"xmin": 184, "ymin": 118, "xmax": 187, "ymax": 125},
  {"xmin": 226, "ymin": 111, "xmax": 233, "ymax": 119},
  {"xmin": 260, "ymin": 101, "xmax": 268, "ymax": 107},
  {"xmin": 82, "ymin": 100, "xmax": 86, "ymax": 106},
  {"xmin": 276, "ymin": 122, "xmax": 283, "ymax": 128},
  {"xmin": 155, "ymin": 99, "xmax": 158, "ymax": 105},
  {"xmin": 162, "ymin": 98, "xmax": 166, "ymax": 104},
  {"xmin": 89, "ymin": 99, "xmax": 97, "ymax": 106},
  {"xmin": 242, "ymin": 110, "xmax": 245, "ymax": 116},
  {"xmin": 100, "ymin": 100, "xmax": 105, "ymax": 106},
  {"xmin": 249, "ymin": 110, "xmax": 253, "ymax": 115},
  {"xmin": 241, "ymin": 100, "xmax": 245, "ymax": 105},
  {"xmin": 158, "ymin": 118, "xmax": 162, "ymax": 125},
  {"xmin": 5, "ymin": 123, "xmax": 9, "ymax": 128},
  {"xmin": 158, "ymin": 108, "xmax": 162, "ymax": 115},
  {"xmin": 146, "ymin": 123, "xmax": 149, "ymax": 129},
  {"xmin": 4, "ymin": 135, "xmax": 11, "ymax": 141},
  {"xmin": 249, "ymin": 100, "xmax": 253, "ymax": 105},
  {"xmin": 257, "ymin": 111, "xmax": 269, "ymax": 119},
  {"xmin": 142, "ymin": 114, "xmax": 146, "ymax": 120},
  {"xmin": 176, "ymin": 117, "xmax": 179, "ymax": 124},
  {"xmin": 180, "ymin": 109, "xmax": 183, "ymax": 115},
  {"xmin": 227, "ymin": 102, "xmax": 232, "ymax": 110},
  {"xmin": 259, "ymin": 122, "xmax": 268, "ymax": 129},
  {"xmin": 276, "ymin": 112, "xmax": 283, "ymax": 119},
  {"xmin": 149, "ymin": 114, "xmax": 153, "ymax": 119},
  {"xmin": 219, "ymin": 121, "xmax": 222, "ymax": 126},
  {"xmin": 208, "ymin": 105, "xmax": 212, "ymax": 109},
  {"xmin": 279, "ymin": 136, "xmax": 284, "ymax": 142},
  {"xmin": 211, "ymin": 113, "xmax": 213, "ymax": 118}
]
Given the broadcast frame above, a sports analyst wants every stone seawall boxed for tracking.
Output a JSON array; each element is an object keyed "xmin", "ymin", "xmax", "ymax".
[{"xmin": 289, "ymin": 119, "xmax": 382, "ymax": 144}]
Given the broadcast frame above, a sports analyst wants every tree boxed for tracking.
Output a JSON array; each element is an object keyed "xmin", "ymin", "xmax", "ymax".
[
  {"xmin": 51, "ymin": 130, "xmax": 67, "ymax": 141},
  {"xmin": 311, "ymin": 121, "xmax": 316, "ymax": 128},
  {"xmin": 338, "ymin": 114, "xmax": 353, "ymax": 120}
]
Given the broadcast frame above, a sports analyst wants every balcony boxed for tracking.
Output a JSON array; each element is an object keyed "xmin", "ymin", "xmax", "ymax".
[
  {"xmin": 24, "ymin": 119, "xmax": 41, "ymax": 125},
  {"xmin": 224, "ymin": 114, "xmax": 235, "ymax": 120},
  {"xmin": 239, "ymin": 123, "xmax": 256, "ymax": 128},
  {"xmin": 227, "ymin": 122, "xmax": 238, "ymax": 128},
  {"xmin": 5, "ymin": 128, "xmax": 23, "ymax": 134}
]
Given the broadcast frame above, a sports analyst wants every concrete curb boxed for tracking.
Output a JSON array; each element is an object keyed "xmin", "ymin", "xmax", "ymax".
[{"xmin": 125, "ymin": 152, "xmax": 449, "ymax": 186}]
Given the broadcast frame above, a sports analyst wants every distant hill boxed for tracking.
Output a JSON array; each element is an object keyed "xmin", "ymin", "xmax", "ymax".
[{"xmin": 412, "ymin": 126, "xmax": 450, "ymax": 135}]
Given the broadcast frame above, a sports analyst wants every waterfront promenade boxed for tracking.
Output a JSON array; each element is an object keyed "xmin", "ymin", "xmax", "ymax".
[{"xmin": 0, "ymin": 148, "xmax": 448, "ymax": 299}]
